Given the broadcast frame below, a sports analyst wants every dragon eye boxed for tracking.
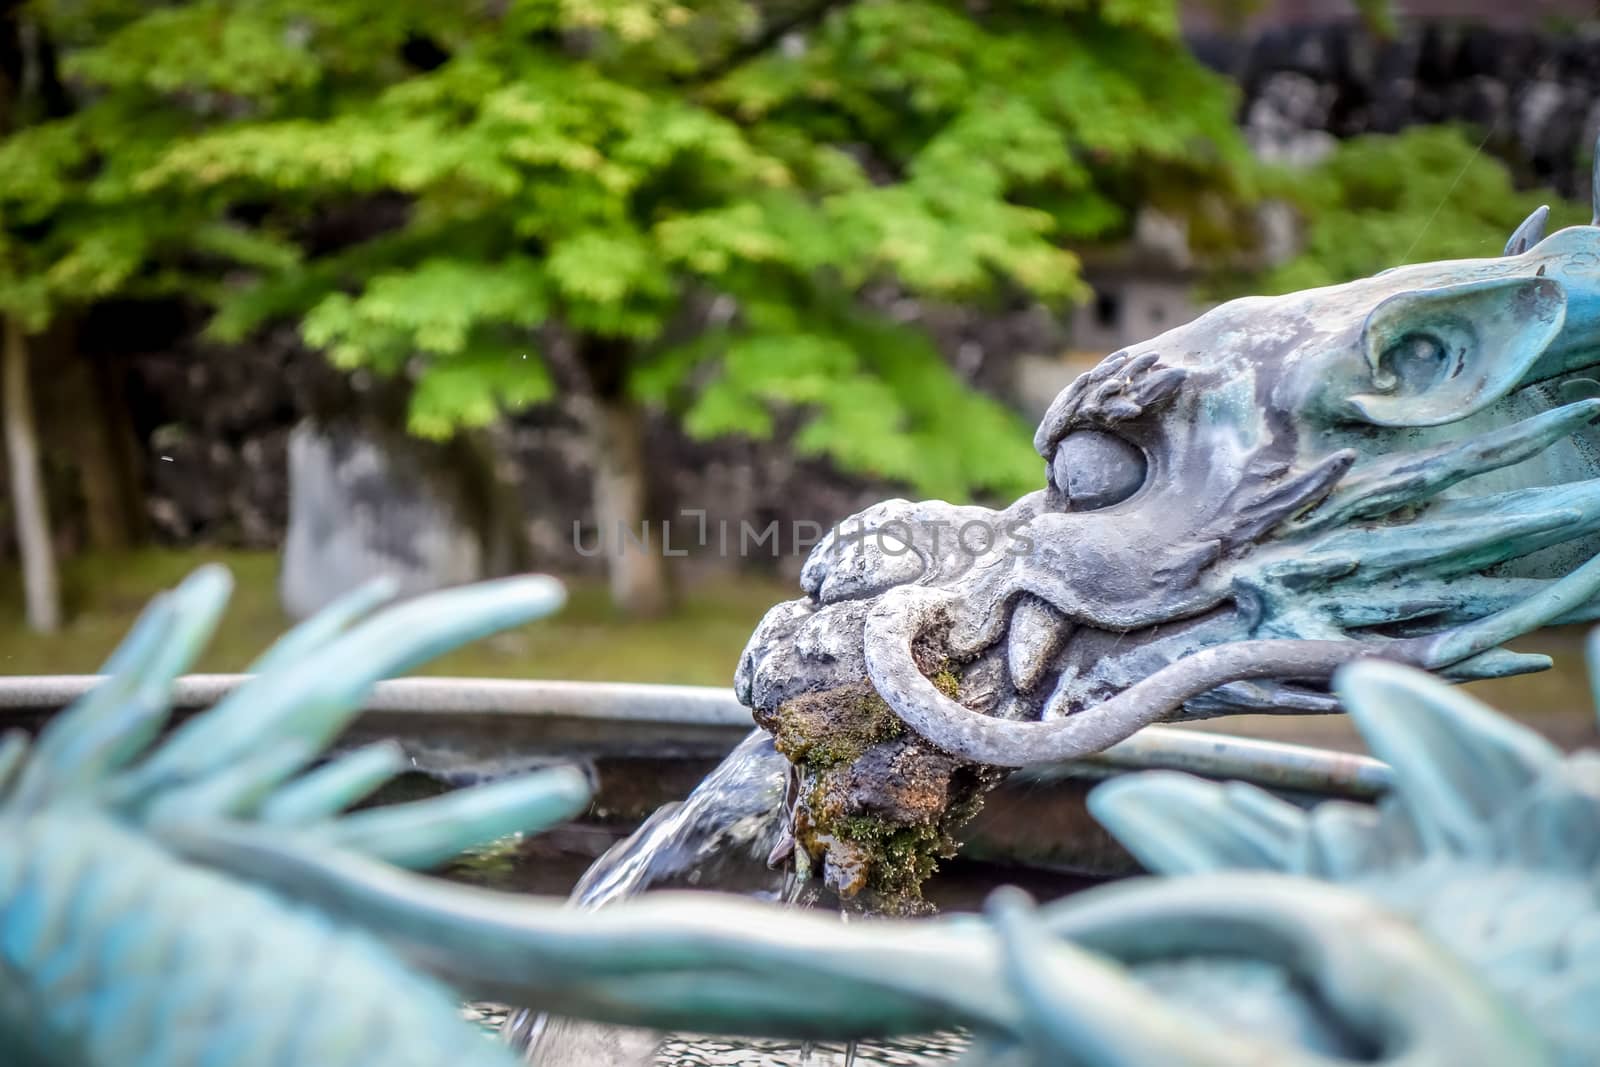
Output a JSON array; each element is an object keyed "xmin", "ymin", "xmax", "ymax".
[
  {"xmin": 1379, "ymin": 332, "xmax": 1453, "ymax": 393},
  {"xmin": 1051, "ymin": 430, "xmax": 1146, "ymax": 510}
]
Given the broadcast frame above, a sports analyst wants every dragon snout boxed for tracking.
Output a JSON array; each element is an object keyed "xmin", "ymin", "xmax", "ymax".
[
  {"xmin": 737, "ymin": 498, "xmax": 1033, "ymax": 715},
  {"xmin": 800, "ymin": 523, "xmax": 926, "ymax": 606}
]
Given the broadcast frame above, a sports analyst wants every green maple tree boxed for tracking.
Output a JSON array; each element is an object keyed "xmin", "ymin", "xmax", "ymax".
[
  {"xmin": 2, "ymin": 0, "xmax": 1254, "ymax": 613},
  {"xmin": 1260, "ymin": 126, "xmax": 1592, "ymax": 295}
]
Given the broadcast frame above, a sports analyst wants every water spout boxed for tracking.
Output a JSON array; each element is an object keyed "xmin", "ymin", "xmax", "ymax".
[{"xmin": 504, "ymin": 729, "xmax": 791, "ymax": 1063}]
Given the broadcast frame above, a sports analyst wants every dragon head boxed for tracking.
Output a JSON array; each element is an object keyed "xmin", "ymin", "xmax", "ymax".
[{"xmin": 737, "ymin": 153, "xmax": 1600, "ymax": 908}]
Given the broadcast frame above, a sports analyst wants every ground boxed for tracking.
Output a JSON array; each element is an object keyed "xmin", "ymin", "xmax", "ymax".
[{"xmin": 0, "ymin": 549, "xmax": 792, "ymax": 684}]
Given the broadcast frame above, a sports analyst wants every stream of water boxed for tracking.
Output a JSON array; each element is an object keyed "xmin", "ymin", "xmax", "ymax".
[{"xmin": 504, "ymin": 728, "xmax": 791, "ymax": 1065}]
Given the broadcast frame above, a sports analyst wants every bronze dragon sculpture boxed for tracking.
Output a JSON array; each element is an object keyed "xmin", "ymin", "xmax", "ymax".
[{"xmin": 737, "ymin": 149, "xmax": 1600, "ymax": 908}]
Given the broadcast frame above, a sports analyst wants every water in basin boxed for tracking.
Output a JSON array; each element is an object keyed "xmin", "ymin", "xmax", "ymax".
[{"xmin": 438, "ymin": 728, "xmax": 1091, "ymax": 1065}]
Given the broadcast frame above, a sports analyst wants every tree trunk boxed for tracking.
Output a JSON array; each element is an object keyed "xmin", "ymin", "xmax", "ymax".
[
  {"xmin": 445, "ymin": 426, "xmax": 533, "ymax": 578},
  {"xmin": 562, "ymin": 333, "xmax": 671, "ymax": 618},
  {"xmin": 591, "ymin": 395, "xmax": 669, "ymax": 617},
  {"xmin": 3, "ymin": 318, "xmax": 61, "ymax": 633},
  {"xmin": 61, "ymin": 346, "xmax": 142, "ymax": 550}
]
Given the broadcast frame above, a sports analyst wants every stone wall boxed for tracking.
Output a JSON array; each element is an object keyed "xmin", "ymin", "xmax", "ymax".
[
  {"xmin": 124, "ymin": 330, "xmax": 894, "ymax": 577},
  {"xmin": 120, "ymin": 293, "xmax": 1064, "ymax": 577},
  {"xmin": 1182, "ymin": 0, "xmax": 1595, "ymax": 34},
  {"xmin": 130, "ymin": 325, "xmax": 320, "ymax": 548},
  {"xmin": 1197, "ymin": 21, "xmax": 1600, "ymax": 195}
]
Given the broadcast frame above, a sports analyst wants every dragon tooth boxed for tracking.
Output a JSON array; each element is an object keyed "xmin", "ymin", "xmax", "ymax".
[{"xmin": 1007, "ymin": 594, "xmax": 1071, "ymax": 694}]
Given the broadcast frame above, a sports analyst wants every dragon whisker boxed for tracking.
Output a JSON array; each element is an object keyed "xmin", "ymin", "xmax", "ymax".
[
  {"xmin": 863, "ymin": 543, "xmax": 1600, "ymax": 769},
  {"xmin": 1436, "ymin": 647, "xmax": 1553, "ymax": 681},
  {"xmin": 1271, "ymin": 508, "xmax": 1587, "ymax": 582},
  {"xmin": 1290, "ymin": 399, "xmax": 1600, "ymax": 536},
  {"xmin": 1423, "ymin": 550, "xmax": 1600, "ymax": 666},
  {"xmin": 860, "ymin": 584, "xmax": 1434, "ymax": 768}
]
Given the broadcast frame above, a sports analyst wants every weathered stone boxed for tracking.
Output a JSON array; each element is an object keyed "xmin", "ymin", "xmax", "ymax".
[{"xmin": 279, "ymin": 420, "xmax": 487, "ymax": 618}]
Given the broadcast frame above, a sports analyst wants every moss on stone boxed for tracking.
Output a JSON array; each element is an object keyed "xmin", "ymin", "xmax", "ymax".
[
  {"xmin": 761, "ymin": 665, "xmax": 1006, "ymax": 916},
  {"xmin": 768, "ymin": 681, "xmax": 905, "ymax": 769},
  {"xmin": 833, "ymin": 816, "xmax": 946, "ymax": 911}
]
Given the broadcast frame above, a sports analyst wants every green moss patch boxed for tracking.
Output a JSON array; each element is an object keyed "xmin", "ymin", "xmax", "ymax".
[
  {"xmin": 760, "ymin": 669, "xmax": 1004, "ymax": 916},
  {"xmin": 761, "ymin": 679, "xmax": 905, "ymax": 769}
]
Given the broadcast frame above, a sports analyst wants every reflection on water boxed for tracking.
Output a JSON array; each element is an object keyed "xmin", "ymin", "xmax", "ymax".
[
  {"xmin": 653, "ymin": 1033, "xmax": 967, "ymax": 1065},
  {"xmin": 467, "ymin": 1005, "xmax": 967, "ymax": 1065}
]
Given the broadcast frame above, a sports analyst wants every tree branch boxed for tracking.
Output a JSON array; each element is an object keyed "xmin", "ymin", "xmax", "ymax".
[{"xmin": 676, "ymin": 0, "xmax": 848, "ymax": 85}]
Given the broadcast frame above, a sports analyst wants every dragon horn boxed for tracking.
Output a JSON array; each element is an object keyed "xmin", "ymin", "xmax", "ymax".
[
  {"xmin": 8, "ymin": 565, "xmax": 232, "ymax": 811},
  {"xmin": 113, "ymin": 575, "xmax": 567, "ymax": 806},
  {"xmin": 1336, "ymin": 660, "xmax": 1561, "ymax": 856},
  {"xmin": 1087, "ymin": 773, "xmax": 1306, "ymax": 877},
  {"xmin": 246, "ymin": 575, "xmax": 398, "ymax": 675},
  {"xmin": 1505, "ymin": 205, "xmax": 1550, "ymax": 255},
  {"xmin": 304, "ymin": 764, "xmax": 593, "ymax": 869}
]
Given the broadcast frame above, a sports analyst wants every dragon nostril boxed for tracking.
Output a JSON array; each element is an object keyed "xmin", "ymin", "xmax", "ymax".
[{"xmin": 815, "ymin": 529, "xmax": 922, "ymax": 604}]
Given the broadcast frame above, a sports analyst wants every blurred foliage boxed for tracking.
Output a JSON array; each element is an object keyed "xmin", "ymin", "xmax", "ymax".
[
  {"xmin": 1260, "ymin": 126, "xmax": 1591, "ymax": 294},
  {"xmin": 0, "ymin": 0, "xmax": 1255, "ymax": 501}
]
